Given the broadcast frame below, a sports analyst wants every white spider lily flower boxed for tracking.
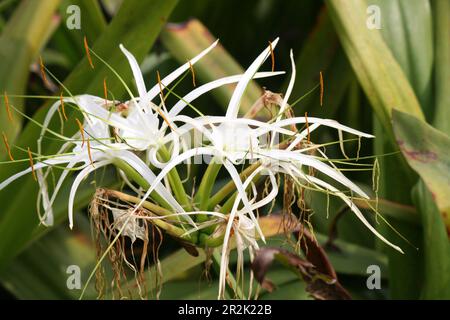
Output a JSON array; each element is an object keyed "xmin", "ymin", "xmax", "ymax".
[
  {"xmin": 118, "ymin": 42, "xmax": 284, "ymax": 164},
  {"xmin": 153, "ymin": 39, "xmax": 403, "ymax": 282},
  {"xmin": 214, "ymin": 42, "xmax": 402, "ymax": 254},
  {"xmin": 0, "ymin": 94, "xmax": 189, "ymax": 229}
]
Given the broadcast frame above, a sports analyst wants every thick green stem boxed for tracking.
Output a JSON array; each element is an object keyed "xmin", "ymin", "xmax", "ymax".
[
  {"xmin": 194, "ymin": 160, "xmax": 222, "ymax": 221},
  {"xmin": 158, "ymin": 145, "xmax": 193, "ymax": 211},
  {"xmin": 113, "ymin": 159, "xmax": 172, "ymax": 210},
  {"xmin": 207, "ymin": 162, "xmax": 261, "ymax": 210}
]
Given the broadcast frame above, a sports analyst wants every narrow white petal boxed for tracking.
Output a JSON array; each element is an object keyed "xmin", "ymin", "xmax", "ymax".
[
  {"xmin": 261, "ymin": 149, "xmax": 369, "ymax": 199},
  {"xmin": 131, "ymin": 147, "xmax": 216, "ymax": 215},
  {"xmin": 286, "ymin": 123, "xmax": 321, "ymax": 151},
  {"xmin": 0, "ymin": 159, "xmax": 69, "ymax": 191},
  {"xmin": 271, "ymin": 116, "xmax": 374, "ymax": 138},
  {"xmin": 117, "ymin": 150, "xmax": 187, "ymax": 215},
  {"xmin": 222, "ymin": 160, "xmax": 265, "ymax": 241},
  {"xmin": 120, "ymin": 44, "xmax": 147, "ymax": 97},
  {"xmin": 299, "ymin": 171, "xmax": 403, "ymax": 254},
  {"xmin": 168, "ymin": 71, "xmax": 285, "ymax": 117},
  {"xmin": 226, "ymin": 38, "xmax": 279, "ymax": 119},
  {"xmin": 277, "ymin": 49, "xmax": 296, "ymax": 121},
  {"xmin": 143, "ymin": 40, "xmax": 219, "ymax": 102},
  {"xmin": 68, "ymin": 160, "xmax": 111, "ymax": 229}
]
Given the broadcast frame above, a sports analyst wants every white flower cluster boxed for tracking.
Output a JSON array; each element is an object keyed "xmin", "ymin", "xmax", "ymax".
[{"xmin": 0, "ymin": 38, "xmax": 402, "ymax": 299}]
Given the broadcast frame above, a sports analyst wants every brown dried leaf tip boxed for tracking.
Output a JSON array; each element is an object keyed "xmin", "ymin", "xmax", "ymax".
[{"xmin": 251, "ymin": 247, "xmax": 351, "ymax": 300}]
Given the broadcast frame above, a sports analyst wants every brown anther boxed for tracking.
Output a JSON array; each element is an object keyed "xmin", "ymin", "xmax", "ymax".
[
  {"xmin": 27, "ymin": 147, "xmax": 37, "ymax": 181},
  {"xmin": 39, "ymin": 56, "xmax": 48, "ymax": 86},
  {"xmin": 75, "ymin": 118, "xmax": 85, "ymax": 147},
  {"xmin": 319, "ymin": 71, "xmax": 324, "ymax": 107},
  {"xmin": 2, "ymin": 131, "xmax": 13, "ymax": 161},
  {"xmin": 156, "ymin": 108, "xmax": 175, "ymax": 131},
  {"xmin": 84, "ymin": 36, "xmax": 94, "ymax": 69},
  {"xmin": 4, "ymin": 92, "xmax": 12, "ymax": 122},
  {"xmin": 156, "ymin": 70, "xmax": 164, "ymax": 100},
  {"xmin": 60, "ymin": 92, "xmax": 68, "ymax": 121},
  {"xmin": 87, "ymin": 138, "xmax": 94, "ymax": 167},
  {"xmin": 103, "ymin": 77, "xmax": 108, "ymax": 106},
  {"xmin": 188, "ymin": 60, "xmax": 196, "ymax": 87},
  {"xmin": 305, "ymin": 112, "xmax": 310, "ymax": 143}
]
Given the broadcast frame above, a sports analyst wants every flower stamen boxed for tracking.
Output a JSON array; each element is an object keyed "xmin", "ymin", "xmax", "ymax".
[
  {"xmin": 188, "ymin": 60, "xmax": 196, "ymax": 87},
  {"xmin": 39, "ymin": 56, "xmax": 48, "ymax": 86},
  {"xmin": 319, "ymin": 71, "xmax": 324, "ymax": 106},
  {"xmin": 4, "ymin": 91, "xmax": 12, "ymax": 122},
  {"xmin": 268, "ymin": 41, "xmax": 275, "ymax": 72},
  {"xmin": 60, "ymin": 92, "xmax": 68, "ymax": 121},
  {"xmin": 27, "ymin": 147, "xmax": 37, "ymax": 181},
  {"xmin": 2, "ymin": 131, "xmax": 13, "ymax": 161},
  {"xmin": 87, "ymin": 138, "xmax": 94, "ymax": 167},
  {"xmin": 103, "ymin": 77, "xmax": 108, "ymax": 106},
  {"xmin": 157, "ymin": 70, "xmax": 164, "ymax": 100},
  {"xmin": 84, "ymin": 36, "xmax": 94, "ymax": 69},
  {"xmin": 75, "ymin": 118, "xmax": 85, "ymax": 148},
  {"xmin": 305, "ymin": 111, "xmax": 310, "ymax": 143}
]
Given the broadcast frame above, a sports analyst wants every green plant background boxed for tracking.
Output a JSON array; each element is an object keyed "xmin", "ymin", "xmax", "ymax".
[{"xmin": 0, "ymin": 0, "xmax": 448, "ymax": 300}]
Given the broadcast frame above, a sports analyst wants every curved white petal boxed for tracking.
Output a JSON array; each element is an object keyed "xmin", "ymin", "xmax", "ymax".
[
  {"xmin": 116, "ymin": 150, "xmax": 187, "ymax": 214},
  {"xmin": 276, "ymin": 49, "xmax": 296, "ymax": 121},
  {"xmin": 260, "ymin": 149, "xmax": 369, "ymax": 199},
  {"xmin": 226, "ymin": 38, "xmax": 279, "ymax": 119},
  {"xmin": 68, "ymin": 160, "xmax": 111, "ymax": 229},
  {"xmin": 222, "ymin": 160, "xmax": 264, "ymax": 241},
  {"xmin": 143, "ymin": 40, "xmax": 219, "ymax": 102},
  {"xmin": 131, "ymin": 147, "xmax": 217, "ymax": 216},
  {"xmin": 120, "ymin": 44, "xmax": 147, "ymax": 97},
  {"xmin": 271, "ymin": 116, "xmax": 374, "ymax": 138},
  {"xmin": 291, "ymin": 167, "xmax": 403, "ymax": 254},
  {"xmin": 168, "ymin": 71, "xmax": 285, "ymax": 117},
  {"xmin": 0, "ymin": 156, "xmax": 72, "ymax": 191}
]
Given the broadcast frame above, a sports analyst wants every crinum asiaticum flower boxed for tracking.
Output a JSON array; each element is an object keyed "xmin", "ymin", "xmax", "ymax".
[
  {"xmin": 123, "ymin": 37, "xmax": 402, "ymax": 299},
  {"xmin": 0, "ymin": 94, "xmax": 188, "ymax": 229},
  {"xmin": 0, "ymin": 39, "xmax": 284, "ymax": 230}
]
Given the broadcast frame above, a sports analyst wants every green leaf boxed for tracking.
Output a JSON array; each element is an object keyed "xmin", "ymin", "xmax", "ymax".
[
  {"xmin": 371, "ymin": 0, "xmax": 434, "ymax": 116},
  {"xmin": 0, "ymin": 0, "xmax": 60, "ymax": 156},
  {"xmin": 0, "ymin": 0, "xmax": 179, "ymax": 271},
  {"xmin": 392, "ymin": 109, "xmax": 450, "ymax": 231},
  {"xmin": 54, "ymin": 0, "xmax": 107, "ymax": 67},
  {"xmin": 432, "ymin": 0, "xmax": 450, "ymax": 135},
  {"xmin": 288, "ymin": 7, "xmax": 352, "ymax": 119},
  {"xmin": 0, "ymin": 215, "xmax": 98, "ymax": 299},
  {"xmin": 326, "ymin": 0, "xmax": 425, "ymax": 144},
  {"xmin": 412, "ymin": 180, "xmax": 450, "ymax": 299}
]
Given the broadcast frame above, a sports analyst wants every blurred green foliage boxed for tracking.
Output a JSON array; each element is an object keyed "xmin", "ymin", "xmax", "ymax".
[{"xmin": 0, "ymin": 0, "xmax": 448, "ymax": 300}]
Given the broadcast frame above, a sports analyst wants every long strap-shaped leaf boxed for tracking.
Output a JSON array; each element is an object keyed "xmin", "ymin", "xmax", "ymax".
[
  {"xmin": 325, "ymin": 0, "xmax": 425, "ymax": 144},
  {"xmin": 0, "ymin": 0, "xmax": 60, "ymax": 159}
]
